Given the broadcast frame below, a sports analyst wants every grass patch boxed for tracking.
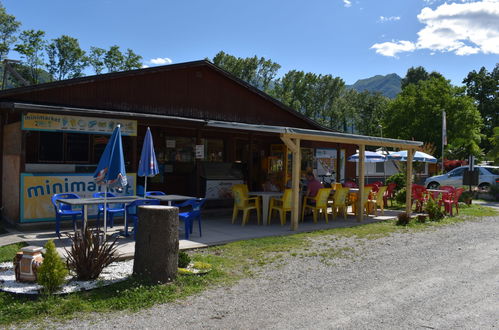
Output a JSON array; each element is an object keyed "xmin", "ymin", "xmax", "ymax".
[
  {"xmin": 0, "ymin": 203, "xmax": 496, "ymax": 326},
  {"xmin": 0, "ymin": 242, "xmax": 27, "ymax": 262}
]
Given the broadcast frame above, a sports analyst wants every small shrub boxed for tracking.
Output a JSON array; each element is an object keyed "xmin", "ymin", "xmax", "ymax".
[
  {"xmin": 387, "ymin": 172, "xmax": 406, "ymax": 191},
  {"xmin": 396, "ymin": 212, "xmax": 411, "ymax": 226},
  {"xmin": 178, "ymin": 251, "xmax": 191, "ymax": 268},
  {"xmin": 459, "ymin": 190, "xmax": 474, "ymax": 205},
  {"xmin": 424, "ymin": 198, "xmax": 444, "ymax": 222},
  {"xmin": 37, "ymin": 240, "xmax": 68, "ymax": 294},
  {"xmin": 489, "ymin": 184, "xmax": 499, "ymax": 201},
  {"xmin": 395, "ymin": 188, "xmax": 407, "ymax": 205},
  {"xmin": 65, "ymin": 227, "xmax": 118, "ymax": 281},
  {"xmin": 416, "ymin": 215, "xmax": 427, "ymax": 223}
]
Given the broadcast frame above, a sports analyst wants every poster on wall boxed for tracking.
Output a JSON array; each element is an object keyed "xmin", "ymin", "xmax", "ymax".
[
  {"xmin": 315, "ymin": 148, "xmax": 337, "ymax": 178},
  {"xmin": 20, "ymin": 173, "xmax": 136, "ymax": 223},
  {"xmin": 22, "ymin": 113, "xmax": 137, "ymax": 136},
  {"xmin": 205, "ymin": 180, "xmax": 243, "ymax": 199}
]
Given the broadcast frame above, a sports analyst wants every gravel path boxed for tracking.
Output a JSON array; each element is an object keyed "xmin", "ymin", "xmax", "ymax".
[{"xmin": 29, "ymin": 216, "xmax": 499, "ymax": 329}]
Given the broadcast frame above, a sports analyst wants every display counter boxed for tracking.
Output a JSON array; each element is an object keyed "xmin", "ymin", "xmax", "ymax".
[{"xmin": 200, "ymin": 162, "xmax": 244, "ymax": 199}]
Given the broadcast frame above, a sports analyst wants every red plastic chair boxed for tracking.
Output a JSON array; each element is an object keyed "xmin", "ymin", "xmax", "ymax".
[
  {"xmin": 366, "ymin": 184, "xmax": 379, "ymax": 193},
  {"xmin": 343, "ymin": 180, "xmax": 358, "ymax": 188},
  {"xmin": 441, "ymin": 188, "xmax": 464, "ymax": 216},
  {"xmin": 411, "ymin": 184, "xmax": 427, "ymax": 212},
  {"xmin": 383, "ymin": 183, "xmax": 397, "ymax": 207}
]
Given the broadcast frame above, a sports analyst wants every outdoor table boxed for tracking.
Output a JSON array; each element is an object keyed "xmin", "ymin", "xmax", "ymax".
[
  {"xmin": 146, "ymin": 194, "xmax": 197, "ymax": 206},
  {"xmin": 57, "ymin": 196, "xmax": 140, "ymax": 234},
  {"xmin": 249, "ymin": 191, "xmax": 283, "ymax": 225}
]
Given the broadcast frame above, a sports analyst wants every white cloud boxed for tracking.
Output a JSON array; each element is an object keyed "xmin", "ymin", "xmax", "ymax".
[
  {"xmin": 149, "ymin": 57, "xmax": 173, "ymax": 65},
  {"xmin": 371, "ymin": 40, "xmax": 416, "ymax": 57},
  {"xmin": 141, "ymin": 64, "xmax": 150, "ymax": 69},
  {"xmin": 372, "ymin": 0, "xmax": 499, "ymax": 57},
  {"xmin": 343, "ymin": 0, "xmax": 352, "ymax": 7},
  {"xmin": 378, "ymin": 16, "xmax": 401, "ymax": 22}
]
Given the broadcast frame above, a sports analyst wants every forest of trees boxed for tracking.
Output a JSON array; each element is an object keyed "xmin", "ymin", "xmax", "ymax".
[{"xmin": 0, "ymin": 4, "xmax": 497, "ymax": 163}]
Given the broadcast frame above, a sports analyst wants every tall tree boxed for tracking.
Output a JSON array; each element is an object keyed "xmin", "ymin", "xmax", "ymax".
[
  {"xmin": 121, "ymin": 48, "xmax": 142, "ymax": 71},
  {"xmin": 401, "ymin": 66, "xmax": 444, "ymax": 90},
  {"xmin": 13, "ymin": 29, "xmax": 46, "ymax": 84},
  {"xmin": 384, "ymin": 75, "xmax": 483, "ymax": 159},
  {"xmin": 488, "ymin": 126, "xmax": 499, "ymax": 165},
  {"xmin": 88, "ymin": 46, "xmax": 106, "ymax": 75},
  {"xmin": 46, "ymin": 35, "xmax": 86, "ymax": 80},
  {"xmin": 0, "ymin": 4, "xmax": 21, "ymax": 61},
  {"xmin": 211, "ymin": 51, "xmax": 281, "ymax": 92},
  {"xmin": 104, "ymin": 45, "xmax": 124, "ymax": 72},
  {"xmin": 463, "ymin": 64, "xmax": 499, "ymax": 151}
]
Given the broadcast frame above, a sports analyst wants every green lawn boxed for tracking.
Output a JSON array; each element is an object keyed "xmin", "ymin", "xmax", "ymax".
[{"xmin": 0, "ymin": 203, "xmax": 497, "ymax": 326}]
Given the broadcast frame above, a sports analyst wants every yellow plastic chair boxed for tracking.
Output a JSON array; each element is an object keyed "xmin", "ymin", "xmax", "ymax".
[
  {"xmin": 369, "ymin": 186, "xmax": 388, "ymax": 216},
  {"xmin": 333, "ymin": 183, "xmax": 343, "ymax": 191},
  {"xmin": 231, "ymin": 184, "xmax": 261, "ymax": 225},
  {"xmin": 268, "ymin": 189, "xmax": 292, "ymax": 225},
  {"xmin": 353, "ymin": 186, "xmax": 373, "ymax": 216},
  {"xmin": 331, "ymin": 187, "xmax": 350, "ymax": 220},
  {"xmin": 301, "ymin": 188, "xmax": 333, "ymax": 223}
]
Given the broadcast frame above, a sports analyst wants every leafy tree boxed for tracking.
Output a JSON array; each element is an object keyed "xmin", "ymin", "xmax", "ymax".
[
  {"xmin": 46, "ymin": 35, "xmax": 86, "ymax": 80},
  {"xmin": 463, "ymin": 64, "xmax": 499, "ymax": 151},
  {"xmin": 104, "ymin": 45, "xmax": 124, "ymax": 72},
  {"xmin": 122, "ymin": 48, "xmax": 142, "ymax": 71},
  {"xmin": 211, "ymin": 51, "xmax": 280, "ymax": 92},
  {"xmin": 401, "ymin": 66, "xmax": 443, "ymax": 90},
  {"xmin": 0, "ymin": 4, "xmax": 21, "ymax": 61},
  {"xmin": 13, "ymin": 29, "xmax": 46, "ymax": 84},
  {"xmin": 383, "ymin": 75, "xmax": 483, "ymax": 159},
  {"xmin": 88, "ymin": 46, "xmax": 106, "ymax": 74},
  {"xmin": 488, "ymin": 127, "xmax": 499, "ymax": 165}
]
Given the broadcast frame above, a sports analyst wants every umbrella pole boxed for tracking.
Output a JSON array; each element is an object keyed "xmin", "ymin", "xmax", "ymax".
[
  {"xmin": 104, "ymin": 183, "xmax": 107, "ymax": 234},
  {"xmin": 144, "ymin": 177, "xmax": 147, "ymax": 198}
]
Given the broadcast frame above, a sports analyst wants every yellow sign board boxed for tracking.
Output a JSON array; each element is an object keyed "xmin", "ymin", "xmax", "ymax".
[{"xmin": 22, "ymin": 112, "xmax": 137, "ymax": 136}]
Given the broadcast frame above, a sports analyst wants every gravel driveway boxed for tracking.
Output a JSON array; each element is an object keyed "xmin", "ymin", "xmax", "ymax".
[{"xmin": 36, "ymin": 215, "xmax": 499, "ymax": 329}]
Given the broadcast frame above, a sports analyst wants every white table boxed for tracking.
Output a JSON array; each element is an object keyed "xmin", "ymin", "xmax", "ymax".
[
  {"xmin": 249, "ymin": 191, "xmax": 283, "ymax": 225},
  {"xmin": 57, "ymin": 196, "xmax": 140, "ymax": 234},
  {"xmin": 146, "ymin": 194, "xmax": 197, "ymax": 206}
]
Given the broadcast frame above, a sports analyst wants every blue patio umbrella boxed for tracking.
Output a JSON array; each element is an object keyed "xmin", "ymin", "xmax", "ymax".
[
  {"xmin": 93, "ymin": 125, "xmax": 127, "ymax": 233},
  {"xmin": 387, "ymin": 150, "xmax": 437, "ymax": 163},
  {"xmin": 138, "ymin": 127, "xmax": 159, "ymax": 197}
]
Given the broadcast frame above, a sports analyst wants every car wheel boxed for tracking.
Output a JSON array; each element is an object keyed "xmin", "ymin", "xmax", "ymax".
[
  {"xmin": 427, "ymin": 182, "xmax": 440, "ymax": 189},
  {"xmin": 478, "ymin": 183, "xmax": 491, "ymax": 192}
]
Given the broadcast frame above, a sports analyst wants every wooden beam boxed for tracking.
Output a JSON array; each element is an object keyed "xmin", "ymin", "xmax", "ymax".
[
  {"xmin": 357, "ymin": 145, "xmax": 365, "ymax": 222},
  {"xmin": 280, "ymin": 135, "xmax": 298, "ymax": 154},
  {"xmin": 405, "ymin": 149, "xmax": 414, "ymax": 215},
  {"xmin": 290, "ymin": 138, "xmax": 301, "ymax": 231},
  {"xmin": 283, "ymin": 132, "xmax": 422, "ymax": 150}
]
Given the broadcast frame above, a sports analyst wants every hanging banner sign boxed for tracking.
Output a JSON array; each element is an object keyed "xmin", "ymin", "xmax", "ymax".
[
  {"xmin": 20, "ymin": 173, "xmax": 136, "ymax": 223},
  {"xmin": 22, "ymin": 113, "xmax": 137, "ymax": 136}
]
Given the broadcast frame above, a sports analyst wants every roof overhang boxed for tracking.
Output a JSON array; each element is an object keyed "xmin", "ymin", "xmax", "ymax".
[{"xmin": 2, "ymin": 102, "xmax": 423, "ymax": 149}]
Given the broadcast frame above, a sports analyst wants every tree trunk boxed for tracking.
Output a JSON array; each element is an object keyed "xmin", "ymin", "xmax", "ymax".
[{"xmin": 133, "ymin": 205, "xmax": 179, "ymax": 284}]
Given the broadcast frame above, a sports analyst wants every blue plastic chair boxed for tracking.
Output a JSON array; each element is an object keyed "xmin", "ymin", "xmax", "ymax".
[
  {"xmin": 93, "ymin": 192, "xmax": 125, "ymax": 228},
  {"xmin": 125, "ymin": 199, "xmax": 160, "ymax": 240},
  {"xmin": 145, "ymin": 191, "xmax": 166, "ymax": 196},
  {"xmin": 51, "ymin": 193, "xmax": 84, "ymax": 236},
  {"xmin": 174, "ymin": 198, "xmax": 206, "ymax": 240}
]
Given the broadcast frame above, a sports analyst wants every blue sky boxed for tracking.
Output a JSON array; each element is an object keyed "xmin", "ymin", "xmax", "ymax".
[{"xmin": 4, "ymin": 0, "xmax": 498, "ymax": 85}]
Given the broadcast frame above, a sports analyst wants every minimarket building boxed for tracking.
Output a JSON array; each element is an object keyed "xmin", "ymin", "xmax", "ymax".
[{"xmin": 0, "ymin": 60, "xmax": 422, "ymax": 229}]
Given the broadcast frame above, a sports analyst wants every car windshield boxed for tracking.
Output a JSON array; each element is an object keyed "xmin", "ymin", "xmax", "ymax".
[{"xmin": 484, "ymin": 167, "xmax": 499, "ymax": 175}]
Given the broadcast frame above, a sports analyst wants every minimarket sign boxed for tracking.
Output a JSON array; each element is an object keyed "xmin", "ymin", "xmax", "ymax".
[{"xmin": 22, "ymin": 112, "xmax": 137, "ymax": 136}]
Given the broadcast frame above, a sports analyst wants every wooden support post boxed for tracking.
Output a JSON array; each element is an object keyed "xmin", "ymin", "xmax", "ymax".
[
  {"xmin": 290, "ymin": 138, "xmax": 301, "ymax": 231},
  {"xmin": 357, "ymin": 145, "xmax": 365, "ymax": 222},
  {"xmin": 405, "ymin": 149, "xmax": 414, "ymax": 215}
]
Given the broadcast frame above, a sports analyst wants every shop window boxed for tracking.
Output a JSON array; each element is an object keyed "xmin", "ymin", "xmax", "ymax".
[
  {"xmin": 204, "ymin": 138, "xmax": 224, "ymax": 162},
  {"xmin": 92, "ymin": 135, "xmax": 109, "ymax": 163},
  {"xmin": 39, "ymin": 132, "xmax": 63, "ymax": 162},
  {"xmin": 66, "ymin": 133, "xmax": 90, "ymax": 162},
  {"xmin": 164, "ymin": 137, "xmax": 195, "ymax": 162}
]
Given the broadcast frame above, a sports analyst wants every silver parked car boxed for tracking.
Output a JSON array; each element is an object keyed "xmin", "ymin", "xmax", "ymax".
[{"xmin": 424, "ymin": 165, "xmax": 499, "ymax": 191}]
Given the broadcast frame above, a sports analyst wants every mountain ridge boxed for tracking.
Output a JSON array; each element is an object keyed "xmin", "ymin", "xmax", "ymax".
[{"xmin": 347, "ymin": 73, "xmax": 402, "ymax": 98}]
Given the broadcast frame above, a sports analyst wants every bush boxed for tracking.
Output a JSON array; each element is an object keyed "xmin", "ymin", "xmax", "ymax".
[
  {"xmin": 37, "ymin": 240, "xmax": 68, "ymax": 294},
  {"xmin": 395, "ymin": 188, "xmax": 407, "ymax": 205},
  {"xmin": 396, "ymin": 212, "xmax": 411, "ymax": 226},
  {"xmin": 65, "ymin": 227, "xmax": 118, "ymax": 281},
  {"xmin": 386, "ymin": 172, "xmax": 406, "ymax": 191},
  {"xmin": 459, "ymin": 190, "xmax": 474, "ymax": 205},
  {"xmin": 178, "ymin": 251, "xmax": 191, "ymax": 268},
  {"xmin": 424, "ymin": 198, "xmax": 444, "ymax": 222},
  {"xmin": 416, "ymin": 215, "xmax": 427, "ymax": 223},
  {"xmin": 490, "ymin": 184, "xmax": 499, "ymax": 202}
]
